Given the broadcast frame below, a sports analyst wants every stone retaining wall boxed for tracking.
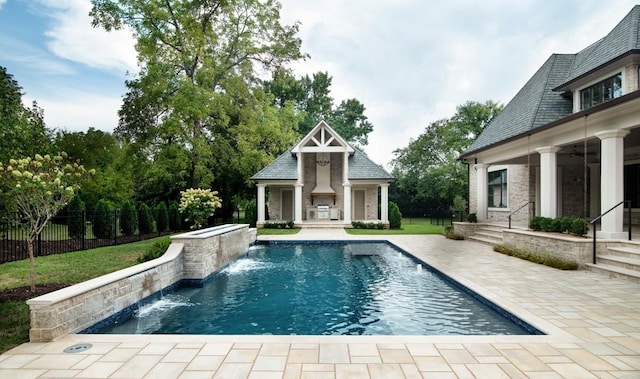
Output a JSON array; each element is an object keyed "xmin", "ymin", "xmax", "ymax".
[
  {"xmin": 502, "ymin": 229, "xmax": 602, "ymax": 266},
  {"xmin": 27, "ymin": 224, "xmax": 256, "ymax": 342}
]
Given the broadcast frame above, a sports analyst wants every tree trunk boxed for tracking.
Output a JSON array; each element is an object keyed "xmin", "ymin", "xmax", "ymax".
[{"xmin": 27, "ymin": 238, "xmax": 35, "ymax": 292}]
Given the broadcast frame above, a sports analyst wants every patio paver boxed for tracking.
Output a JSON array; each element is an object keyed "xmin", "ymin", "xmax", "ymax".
[{"xmin": 2, "ymin": 229, "xmax": 640, "ymax": 378}]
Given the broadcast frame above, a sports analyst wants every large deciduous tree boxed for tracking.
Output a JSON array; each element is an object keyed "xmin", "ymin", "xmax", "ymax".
[
  {"xmin": 91, "ymin": 0, "xmax": 306, "ymax": 189},
  {"xmin": 264, "ymin": 69, "xmax": 374, "ymax": 149},
  {"xmin": 54, "ymin": 128, "xmax": 135, "ymax": 209},
  {"xmin": 0, "ymin": 66, "xmax": 52, "ymax": 163},
  {"xmin": 391, "ymin": 101, "xmax": 503, "ymax": 214}
]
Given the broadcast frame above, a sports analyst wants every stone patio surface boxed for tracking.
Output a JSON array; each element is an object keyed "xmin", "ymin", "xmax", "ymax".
[{"xmin": 1, "ymin": 228, "xmax": 639, "ymax": 378}]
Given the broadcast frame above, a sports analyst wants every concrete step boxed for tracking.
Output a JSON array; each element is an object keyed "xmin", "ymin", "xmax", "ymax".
[
  {"xmin": 467, "ymin": 235, "xmax": 502, "ymax": 246},
  {"xmin": 478, "ymin": 226, "xmax": 506, "ymax": 233},
  {"xmin": 596, "ymin": 255, "xmax": 640, "ymax": 272},
  {"xmin": 606, "ymin": 246, "xmax": 640, "ymax": 260},
  {"xmin": 584, "ymin": 263, "xmax": 640, "ymax": 284},
  {"xmin": 475, "ymin": 230, "xmax": 503, "ymax": 240}
]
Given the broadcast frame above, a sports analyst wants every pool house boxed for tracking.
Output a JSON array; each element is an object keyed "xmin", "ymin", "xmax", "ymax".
[{"xmin": 251, "ymin": 121, "xmax": 394, "ymax": 228}]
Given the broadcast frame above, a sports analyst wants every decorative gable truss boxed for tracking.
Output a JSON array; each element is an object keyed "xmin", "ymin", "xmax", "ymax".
[{"xmin": 292, "ymin": 121, "xmax": 355, "ymax": 154}]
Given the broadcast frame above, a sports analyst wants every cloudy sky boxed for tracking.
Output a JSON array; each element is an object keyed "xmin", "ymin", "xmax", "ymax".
[{"xmin": 0, "ymin": 0, "xmax": 638, "ymax": 169}]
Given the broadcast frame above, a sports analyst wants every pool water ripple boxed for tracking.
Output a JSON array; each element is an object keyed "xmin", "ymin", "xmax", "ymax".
[{"xmin": 93, "ymin": 242, "xmax": 534, "ymax": 336}]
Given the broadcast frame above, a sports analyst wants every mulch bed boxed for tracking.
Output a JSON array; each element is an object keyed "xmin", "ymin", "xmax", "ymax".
[{"xmin": 0, "ymin": 283, "xmax": 69, "ymax": 303}]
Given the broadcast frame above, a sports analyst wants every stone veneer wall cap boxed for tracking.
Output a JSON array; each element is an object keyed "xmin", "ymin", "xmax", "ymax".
[
  {"xmin": 170, "ymin": 224, "xmax": 249, "ymax": 240},
  {"xmin": 503, "ymin": 229, "xmax": 591, "ymax": 243},
  {"xmin": 26, "ymin": 242, "xmax": 185, "ymax": 306}
]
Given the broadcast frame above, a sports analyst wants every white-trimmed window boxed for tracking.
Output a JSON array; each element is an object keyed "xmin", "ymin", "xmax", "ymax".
[
  {"xmin": 488, "ymin": 169, "xmax": 508, "ymax": 208},
  {"xmin": 580, "ymin": 73, "xmax": 622, "ymax": 110}
]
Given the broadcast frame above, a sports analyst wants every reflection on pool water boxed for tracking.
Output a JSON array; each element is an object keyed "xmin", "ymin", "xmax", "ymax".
[{"xmin": 86, "ymin": 242, "xmax": 540, "ymax": 336}]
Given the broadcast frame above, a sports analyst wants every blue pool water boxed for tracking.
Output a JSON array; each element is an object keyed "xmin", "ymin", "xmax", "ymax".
[{"xmin": 89, "ymin": 242, "xmax": 539, "ymax": 335}]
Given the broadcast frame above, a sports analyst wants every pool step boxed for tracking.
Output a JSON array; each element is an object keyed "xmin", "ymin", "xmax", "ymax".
[{"xmin": 467, "ymin": 225, "xmax": 505, "ymax": 246}]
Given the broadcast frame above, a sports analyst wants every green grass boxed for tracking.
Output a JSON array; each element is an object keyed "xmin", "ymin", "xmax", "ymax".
[
  {"xmin": 5, "ymin": 222, "xmax": 98, "ymax": 241},
  {"xmin": 0, "ymin": 236, "xmax": 169, "ymax": 353},
  {"xmin": 257, "ymin": 228, "xmax": 300, "ymax": 235},
  {"xmin": 347, "ymin": 218, "xmax": 447, "ymax": 235}
]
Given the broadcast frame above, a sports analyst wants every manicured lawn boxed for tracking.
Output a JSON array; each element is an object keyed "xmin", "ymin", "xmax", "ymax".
[
  {"xmin": 257, "ymin": 228, "xmax": 300, "ymax": 235},
  {"xmin": 0, "ymin": 236, "xmax": 169, "ymax": 353},
  {"xmin": 347, "ymin": 218, "xmax": 447, "ymax": 235}
]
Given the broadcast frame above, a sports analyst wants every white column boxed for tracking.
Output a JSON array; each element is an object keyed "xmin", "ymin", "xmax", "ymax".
[
  {"xmin": 535, "ymin": 146, "xmax": 561, "ymax": 218},
  {"xmin": 294, "ymin": 184, "xmax": 303, "ymax": 224},
  {"xmin": 257, "ymin": 184, "xmax": 266, "ymax": 226},
  {"xmin": 535, "ymin": 167, "xmax": 541, "ymax": 216},
  {"xmin": 295, "ymin": 152, "xmax": 304, "ymax": 225},
  {"xmin": 343, "ymin": 151, "xmax": 351, "ymax": 224},
  {"xmin": 343, "ymin": 185, "xmax": 352, "ymax": 224},
  {"xmin": 380, "ymin": 183, "xmax": 389, "ymax": 224},
  {"xmin": 596, "ymin": 130, "xmax": 629, "ymax": 239},
  {"xmin": 475, "ymin": 164, "xmax": 488, "ymax": 221},
  {"xmin": 589, "ymin": 163, "xmax": 600, "ymax": 220}
]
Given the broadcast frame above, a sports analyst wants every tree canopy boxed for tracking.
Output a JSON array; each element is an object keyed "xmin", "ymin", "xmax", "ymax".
[
  {"xmin": 391, "ymin": 100, "xmax": 503, "ymax": 214},
  {"xmin": 264, "ymin": 69, "xmax": 374, "ymax": 149},
  {"xmin": 91, "ymin": 0, "xmax": 306, "ymax": 189},
  {"xmin": 0, "ymin": 66, "xmax": 51, "ymax": 163}
]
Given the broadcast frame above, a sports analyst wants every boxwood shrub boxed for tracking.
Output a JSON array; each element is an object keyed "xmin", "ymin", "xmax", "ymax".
[{"xmin": 528, "ymin": 216, "xmax": 588, "ymax": 236}]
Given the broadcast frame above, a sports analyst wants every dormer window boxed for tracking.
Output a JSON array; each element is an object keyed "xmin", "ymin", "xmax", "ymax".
[{"xmin": 580, "ymin": 73, "xmax": 622, "ymax": 110}]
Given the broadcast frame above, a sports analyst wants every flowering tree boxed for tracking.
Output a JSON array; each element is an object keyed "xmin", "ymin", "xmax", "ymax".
[
  {"xmin": 179, "ymin": 188, "xmax": 222, "ymax": 230},
  {"xmin": 0, "ymin": 153, "xmax": 94, "ymax": 291}
]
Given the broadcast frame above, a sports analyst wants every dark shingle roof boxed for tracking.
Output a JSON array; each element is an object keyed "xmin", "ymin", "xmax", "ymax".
[
  {"xmin": 464, "ymin": 54, "xmax": 574, "ymax": 155},
  {"xmin": 250, "ymin": 150, "xmax": 297, "ymax": 180},
  {"xmin": 250, "ymin": 149, "xmax": 393, "ymax": 181},
  {"xmin": 557, "ymin": 6, "xmax": 640, "ymax": 89},
  {"xmin": 464, "ymin": 6, "xmax": 640, "ymax": 156},
  {"xmin": 349, "ymin": 150, "xmax": 394, "ymax": 180}
]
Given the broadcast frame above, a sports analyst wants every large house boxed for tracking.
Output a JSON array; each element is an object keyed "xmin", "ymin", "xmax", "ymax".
[
  {"xmin": 462, "ymin": 6, "xmax": 640, "ymax": 239},
  {"xmin": 251, "ymin": 121, "xmax": 394, "ymax": 227}
]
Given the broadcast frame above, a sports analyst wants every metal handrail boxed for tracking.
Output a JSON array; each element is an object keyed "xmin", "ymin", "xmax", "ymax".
[
  {"xmin": 589, "ymin": 200, "xmax": 631, "ymax": 264},
  {"xmin": 508, "ymin": 201, "xmax": 533, "ymax": 229}
]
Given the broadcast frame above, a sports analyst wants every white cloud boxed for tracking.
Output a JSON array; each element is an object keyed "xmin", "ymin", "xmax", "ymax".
[
  {"xmin": 279, "ymin": 0, "xmax": 640, "ymax": 168},
  {"xmin": 25, "ymin": 89, "xmax": 121, "ymax": 133},
  {"xmin": 39, "ymin": 0, "xmax": 137, "ymax": 74},
  {"xmin": 0, "ymin": 0, "xmax": 6, "ymax": 9}
]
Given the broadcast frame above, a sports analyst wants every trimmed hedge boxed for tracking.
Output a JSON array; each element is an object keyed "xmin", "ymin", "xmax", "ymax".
[
  {"xmin": 264, "ymin": 220, "xmax": 295, "ymax": 229},
  {"xmin": 93, "ymin": 199, "xmax": 115, "ymax": 239},
  {"xmin": 388, "ymin": 201, "xmax": 402, "ymax": 229},
  {"xmin": 156, "ymin": 201, "xmax": 169, "ymax": 232},
  {"xmin": 529, "ymin": 216, "xmax": 588, "ymax": 236},
  {"xmin": 137, "ymin": 236, "xmax": 171, "ymax": 263},
  {"xmin": 168, "ymin": 202, "xmax": 181, "ymax": 231},
  {"xmin": 351, "ymin": 221, "xmax": 385, "ymax": 229},
  {"xmin": 138, "ymin": 203, "xmax": 155, "ymax": 234},
  {"xmin": 120, "ymin": 199, "xmax": 138, "ymax": 236},
  {"xmin": 67, "ymin": 195, "xmax": 85, "ymax": 238}
]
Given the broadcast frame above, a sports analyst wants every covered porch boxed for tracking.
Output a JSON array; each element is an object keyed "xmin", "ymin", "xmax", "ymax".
[{"xmin": 469, "ymin": 94, "xmax": 640, "ymax": 239}]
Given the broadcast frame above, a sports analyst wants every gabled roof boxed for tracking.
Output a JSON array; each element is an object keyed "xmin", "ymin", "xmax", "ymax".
[
  {"xmin": 292, "ymin": 121, "xmax": 354, "ymax": 154},
  {"xmin": 250, "ymin": 148, "xmax": 393, "ymax": 181},
  {"xmin": 464, "ymin": 54, "xmax": 574, "ymax": 155},
  {"xmin": 251, "ymin": 121, "xmax": 393, "ymax": 181},
  {"xmin": 556, "ymin": 5, "xmax": 640, "ymax": 90}
]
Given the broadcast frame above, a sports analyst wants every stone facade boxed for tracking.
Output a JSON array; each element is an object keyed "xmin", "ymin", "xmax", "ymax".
[
  {"xmin": 470, "ymin": 164, "xmax": 533, "ymax": 225},
  {"xmin": 27, "ymin": 225, "xmax": 256, "ymax": 342},
  {"xmin": 502, "ymin": 229, "xmax": 597, "ymax": 266},
  {"xmin": 266, "ymin": 152, "xmax": 382, "ymax": 221}
]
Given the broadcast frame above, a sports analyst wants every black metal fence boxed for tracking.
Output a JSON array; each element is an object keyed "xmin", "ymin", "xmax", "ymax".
[
  {"xmin": 401, "ymin": 207, "xmax": 464, "ymax": 226},
  {"xmin": 0, "ymin": 208, "xmax": 192, "ymax": 264}
]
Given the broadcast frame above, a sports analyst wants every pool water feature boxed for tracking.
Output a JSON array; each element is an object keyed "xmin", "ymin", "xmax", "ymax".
[{"xmin": 87, "ymin": 242, "xmax": 540, "ymax": 336}]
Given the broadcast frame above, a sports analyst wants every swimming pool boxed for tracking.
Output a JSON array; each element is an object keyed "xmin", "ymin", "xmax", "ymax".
[{"xmin": 86, "ymin": 241, "xmax": 540, "ymax": 336}]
